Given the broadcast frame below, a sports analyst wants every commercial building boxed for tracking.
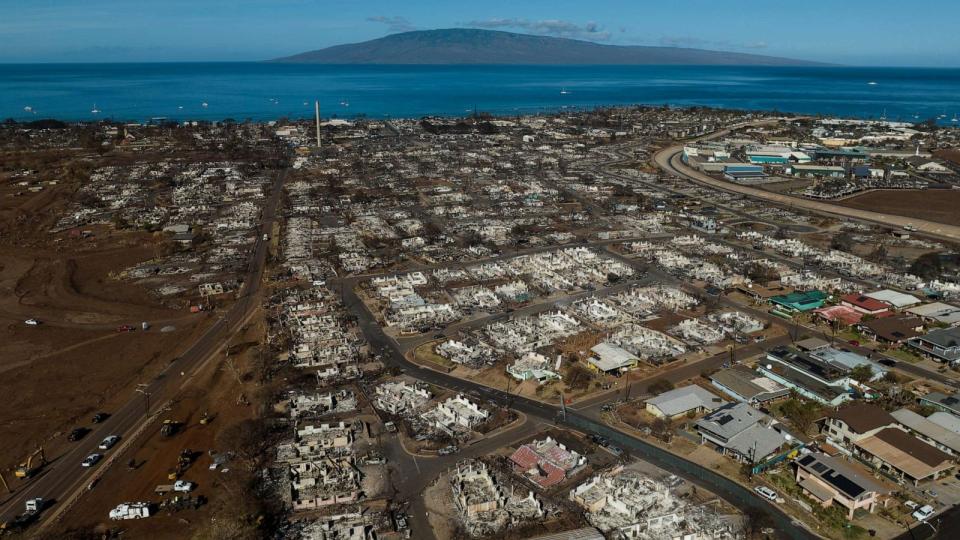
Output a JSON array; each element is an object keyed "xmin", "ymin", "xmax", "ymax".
[{"xmin": 769, "ymin": 290, "xmax": 828, "ymax": 314}]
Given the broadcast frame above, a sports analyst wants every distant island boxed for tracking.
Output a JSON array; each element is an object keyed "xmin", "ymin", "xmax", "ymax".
[{"xmin": 273, "ymin": 28, "xmax": 826, "ymax": 66}]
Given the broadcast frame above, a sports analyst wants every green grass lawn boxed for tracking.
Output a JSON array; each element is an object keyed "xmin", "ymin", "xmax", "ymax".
[{"xmin": 884, "ymin": 348, "xmax": 923, "ymax": 364}]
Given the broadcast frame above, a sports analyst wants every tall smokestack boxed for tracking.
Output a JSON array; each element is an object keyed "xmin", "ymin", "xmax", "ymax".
[{"xmin": 315, "ymin": 100, "xmax": 321, "ymax": 149}]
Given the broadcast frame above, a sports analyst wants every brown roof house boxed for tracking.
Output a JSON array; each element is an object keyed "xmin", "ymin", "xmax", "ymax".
[
  {"xmin": 854, "ymin": 427, "xmax": 954, "ymax": 485},
  {"xmin": 858, "ymin": 315, "xmax": 924, "ymax": 346},
  {"xmin": 822, "ymin": 403, "xmax": 895, "ymax": 447}
]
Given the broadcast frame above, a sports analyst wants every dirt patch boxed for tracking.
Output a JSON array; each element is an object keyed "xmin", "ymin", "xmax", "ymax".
[
  {"xmin": 837, "ymin": 189, "xmax": 960, "ymax": 227},
  {"xmin": 47, "ymin": 317, "xmax": 267, "ymax": 538}
]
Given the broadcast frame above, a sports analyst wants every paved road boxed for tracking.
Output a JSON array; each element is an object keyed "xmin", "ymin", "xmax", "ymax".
[
  {"xmin": 335, "ymin": 278, "xmax": 816, "ymax": 540},
  {"xmin": 0, "ymin": 168, "xmax": 287, "ymax": 529}
]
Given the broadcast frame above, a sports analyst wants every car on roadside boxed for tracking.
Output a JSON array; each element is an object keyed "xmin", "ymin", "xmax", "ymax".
[
  {"xmin": 92, "ymin": 412, "xmax": 108, "ymax": 424},
  {"xmin": 913, "ymin": 505, "xmax": 935, "ymax": 521},
  {"xmin": 68, "ymin": 427, "xmax": 87, "ymax": 441},
  {"xmin": 438, "ymin": 445, "xmax": 459, "ymax": 456},
  {"xmin": 878, "ymin": 358, "xmax": 896, "ymax": 367},
  {"xmin": 98, "ymin": 435, "xmax": 120, "ymax": 450},
  {"xmin": 904, "ymin": 500, "xmax": 919, "ymax": 510},
  {"xmin": 24, "ymin": 318, "xmax": 41, "ymax": 326},
  {"xmin": 81, "ymin": 453, "xmax": 102, "ymax": 467},
  {"xmin": 754, "ymin": 486, "xmax": 778, "ymax": 502}
]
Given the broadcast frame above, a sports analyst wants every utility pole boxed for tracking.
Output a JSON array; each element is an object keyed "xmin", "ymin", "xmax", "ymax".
[
  {"xmin": 135, "ymin": 384, "xmax": 151, "ymax": 415},
  {"xmin": 315, "ymin": 100, "xmax": 322, "ymax": 149}
]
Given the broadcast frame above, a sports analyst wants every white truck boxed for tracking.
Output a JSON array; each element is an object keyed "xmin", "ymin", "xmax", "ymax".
[{"xmin": 109, "ymin": 502, "xmax": 151, "ymax": 520}]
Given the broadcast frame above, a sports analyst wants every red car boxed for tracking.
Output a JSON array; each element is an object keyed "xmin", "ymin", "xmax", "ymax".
[{"xmin": 116, "ymin": 325, "xmax": 134, "ymax": 332}]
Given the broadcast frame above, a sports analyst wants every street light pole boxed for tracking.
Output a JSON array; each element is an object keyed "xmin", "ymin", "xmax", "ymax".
[{"xmin": 135, "ymin": 384, "xmax": 151, "ymax": 415}]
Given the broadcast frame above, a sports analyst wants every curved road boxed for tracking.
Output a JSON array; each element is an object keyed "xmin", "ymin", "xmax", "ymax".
[
  {"xmin": 0, "ymin": 168, "xmax": 286, "ymax": 530},
  {"xmin": 653, "ymin": 144, "xmax": 960, "ymax": 243}
]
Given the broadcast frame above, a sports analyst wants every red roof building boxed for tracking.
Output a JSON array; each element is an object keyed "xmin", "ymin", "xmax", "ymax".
[
  {"xmin": 841, "ymin": 294, "xmax": 892, "ymax": 316},
  {"xmin": 815, "ymin": 305, "xmax": 863, "ymax": 326},
  {"xmin": 509, "ymin": 436, "xmax": 586, "ymax": 489}
]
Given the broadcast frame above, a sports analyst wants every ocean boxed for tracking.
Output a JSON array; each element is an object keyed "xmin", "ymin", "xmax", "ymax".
[{"xmin": 1, "ymin": 63, "xmax": 959, "ymax": 123}]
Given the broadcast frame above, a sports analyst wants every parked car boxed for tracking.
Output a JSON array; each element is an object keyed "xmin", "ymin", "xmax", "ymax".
[
  {"xmin": 68, "ymin": 428, "xmax": 87, "ymax": 441},
  {"xmin": 607, "ymin": 445, "xmax": 624, "ymax": 457},
  {"xmin": 904, "ymin": 500, "xmax": 919, "ymax": 510},
  {"xmin": 92, "ymin": 412, "xmax": 108, "ymax": 424},
  {"xmin": 913, "ymin": 505, "xmax": 935, "ymax": 521},
  {"xmin": 754, "ymin": 486, "xmax": 778, "ymax": 502},
  {"xmin": 81, "ymin": 453, "xmax": 102, "ymax": 467},
  {"xmin": 878, "ymin": 358, "xmax": 897, "ymax": 367},
  {"xmin": 98, "ymin": 435, "xmax": 120, "ymax": 450},
  {"xmin": 173, "ymin": 480, "xmax": 195, "ymax": 492},
  {"xmin": 24, "ymin": 318, "xmax": 41, "ymax": 326}
]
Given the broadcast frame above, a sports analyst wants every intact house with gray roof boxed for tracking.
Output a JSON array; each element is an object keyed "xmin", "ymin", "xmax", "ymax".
[
  {"xmin": 758, "ymin": 346, "xmax": 854, "ymax": 406},
  {"xmin": 907, "ymin": 326, "xmax": 960, "ymax": 365},
  {"xmin": 709, "ymin": 365, "xmax": 790, "ymax": 405},
  {"xmin": 695, "ymin": 402, "xmax": 791, "ymax": 464},
  {"xmin": 644, "ymin": 385, "xmax": 727, "ymax": 420},
  {"xmin": 919, "ymin": 391, "xmax": 960, "ymax": 417}
]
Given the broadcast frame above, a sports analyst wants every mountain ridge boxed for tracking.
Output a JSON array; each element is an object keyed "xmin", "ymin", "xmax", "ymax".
[{"xmin": 272, "ymin": 28, "xmax": 829, "ymax": 66}]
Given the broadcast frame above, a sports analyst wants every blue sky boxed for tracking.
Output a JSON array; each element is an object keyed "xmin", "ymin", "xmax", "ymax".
[{"xmin": 1, "ymin": 0, "xmax": 956, "ymax": 66}]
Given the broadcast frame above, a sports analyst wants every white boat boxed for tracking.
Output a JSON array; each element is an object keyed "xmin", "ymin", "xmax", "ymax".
[
  {"xmin": 867, "ymin": 81, "xmax": 877, "ymax": 85},
  {"xmin": 560, "ymin": 88, "xmax": 570, "ymax": 95},
  {"xmin": 91, "ymin": 104, "xmax": 100, "ymax": 114},
  {"xmin": 201, "ymin": 102, "xmax": 209, "ymax": 108},
  {"xmin": 23, "ymin": 106, "xmax": 32, "ymax": 112}
]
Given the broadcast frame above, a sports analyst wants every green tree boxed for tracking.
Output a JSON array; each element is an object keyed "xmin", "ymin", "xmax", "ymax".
[{"xmin": 850, "ymin": 364, "xmax": 874, "ymax": 384}]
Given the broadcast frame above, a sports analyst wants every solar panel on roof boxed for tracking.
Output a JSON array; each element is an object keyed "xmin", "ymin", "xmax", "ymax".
[
  {"xmin": 798, "ymin": 455, "xmax": 815, "ymax": 466},
  {"xmin": 827, "ymin": 473, "xmax": 865, "ymax": 498},
  {"xmin": 812, "ymin": 462, "xmax": 828, "ymax": 473}
]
